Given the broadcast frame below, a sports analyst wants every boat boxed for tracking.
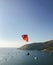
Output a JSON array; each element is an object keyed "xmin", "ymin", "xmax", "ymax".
[
  {"xmin": 26, "ymin": 52, "xmax": 30, "ymax": 56},
  {"xmin": 34, "ymin": 57, "xmax": 38, "ymax": 60}
]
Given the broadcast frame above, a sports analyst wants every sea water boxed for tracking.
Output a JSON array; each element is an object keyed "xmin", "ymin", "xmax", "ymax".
[{"xmin": 0, "ymin": 48, "xmax": 53, "ymax": 65}]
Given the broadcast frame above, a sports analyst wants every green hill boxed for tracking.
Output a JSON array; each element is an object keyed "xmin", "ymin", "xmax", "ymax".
[{"xmin": 19, "ymin": 40, "xmax": 53, "ymax": 51}]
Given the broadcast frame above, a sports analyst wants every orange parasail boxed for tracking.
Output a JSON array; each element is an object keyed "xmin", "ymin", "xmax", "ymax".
[{"xmin": 22, "ymin": 34, "xmax": 28, "ymax": 42}]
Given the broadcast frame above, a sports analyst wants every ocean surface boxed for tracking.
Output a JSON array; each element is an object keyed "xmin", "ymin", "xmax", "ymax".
[{"xmin": 0, "ymin": 48, "xmax": 53, "ymax": 65}]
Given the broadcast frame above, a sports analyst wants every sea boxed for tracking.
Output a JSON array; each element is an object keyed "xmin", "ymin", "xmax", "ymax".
[{"xmin": 0, "ymin": 48, "xmax": 53, "ymax": 65}]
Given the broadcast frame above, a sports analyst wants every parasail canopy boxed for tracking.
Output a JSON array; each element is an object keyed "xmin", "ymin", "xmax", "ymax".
[{"xmin": 22, "ymin": 34, "xmax": 28, "ymax": 42}]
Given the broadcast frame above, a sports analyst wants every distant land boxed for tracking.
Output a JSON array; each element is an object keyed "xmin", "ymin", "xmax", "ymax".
[{"xmin": 18, "ymin": 40, "xmax": 53, "ymax": 52}]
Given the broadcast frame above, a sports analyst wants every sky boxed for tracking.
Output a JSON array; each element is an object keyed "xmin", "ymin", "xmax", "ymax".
[{"xmin": 0, "ymin": 0, "xmax": 53, "ymax": 47}]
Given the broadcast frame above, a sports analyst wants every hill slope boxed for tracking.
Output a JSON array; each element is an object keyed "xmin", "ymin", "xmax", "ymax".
[{"xmin": 19, "ymin": 40, "xmax": 53, "ymax": 51}]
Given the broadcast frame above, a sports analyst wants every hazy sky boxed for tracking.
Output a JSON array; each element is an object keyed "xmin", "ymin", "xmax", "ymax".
[{"xmin": 0, "ymin": 0, "xmax": 53, "ymax": 47}]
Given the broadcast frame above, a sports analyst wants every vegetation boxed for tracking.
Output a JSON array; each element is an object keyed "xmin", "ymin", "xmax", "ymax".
[{"xmin": 19, "ymin": 40, "xmax": 53, "ymax": 51}]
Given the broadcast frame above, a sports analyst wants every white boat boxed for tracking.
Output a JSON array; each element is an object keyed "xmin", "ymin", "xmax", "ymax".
[{"xmin": 34, "ymin": 57, "xmax": 38, "ymax": 60}]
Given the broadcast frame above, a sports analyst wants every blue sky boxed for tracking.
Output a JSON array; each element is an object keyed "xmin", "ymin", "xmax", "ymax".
[{"xmin": 0, "ymin": 0, "xmax": 53, "ymax": 47}]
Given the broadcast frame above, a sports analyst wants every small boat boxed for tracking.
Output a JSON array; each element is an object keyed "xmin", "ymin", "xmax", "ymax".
[
  {"xmin": 26, "ymin": 52, "xmax": 30, "ymax": 56},
  {"xmin": 34, "ymin": 57, "xmax": 38, "ymax": 60}
]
